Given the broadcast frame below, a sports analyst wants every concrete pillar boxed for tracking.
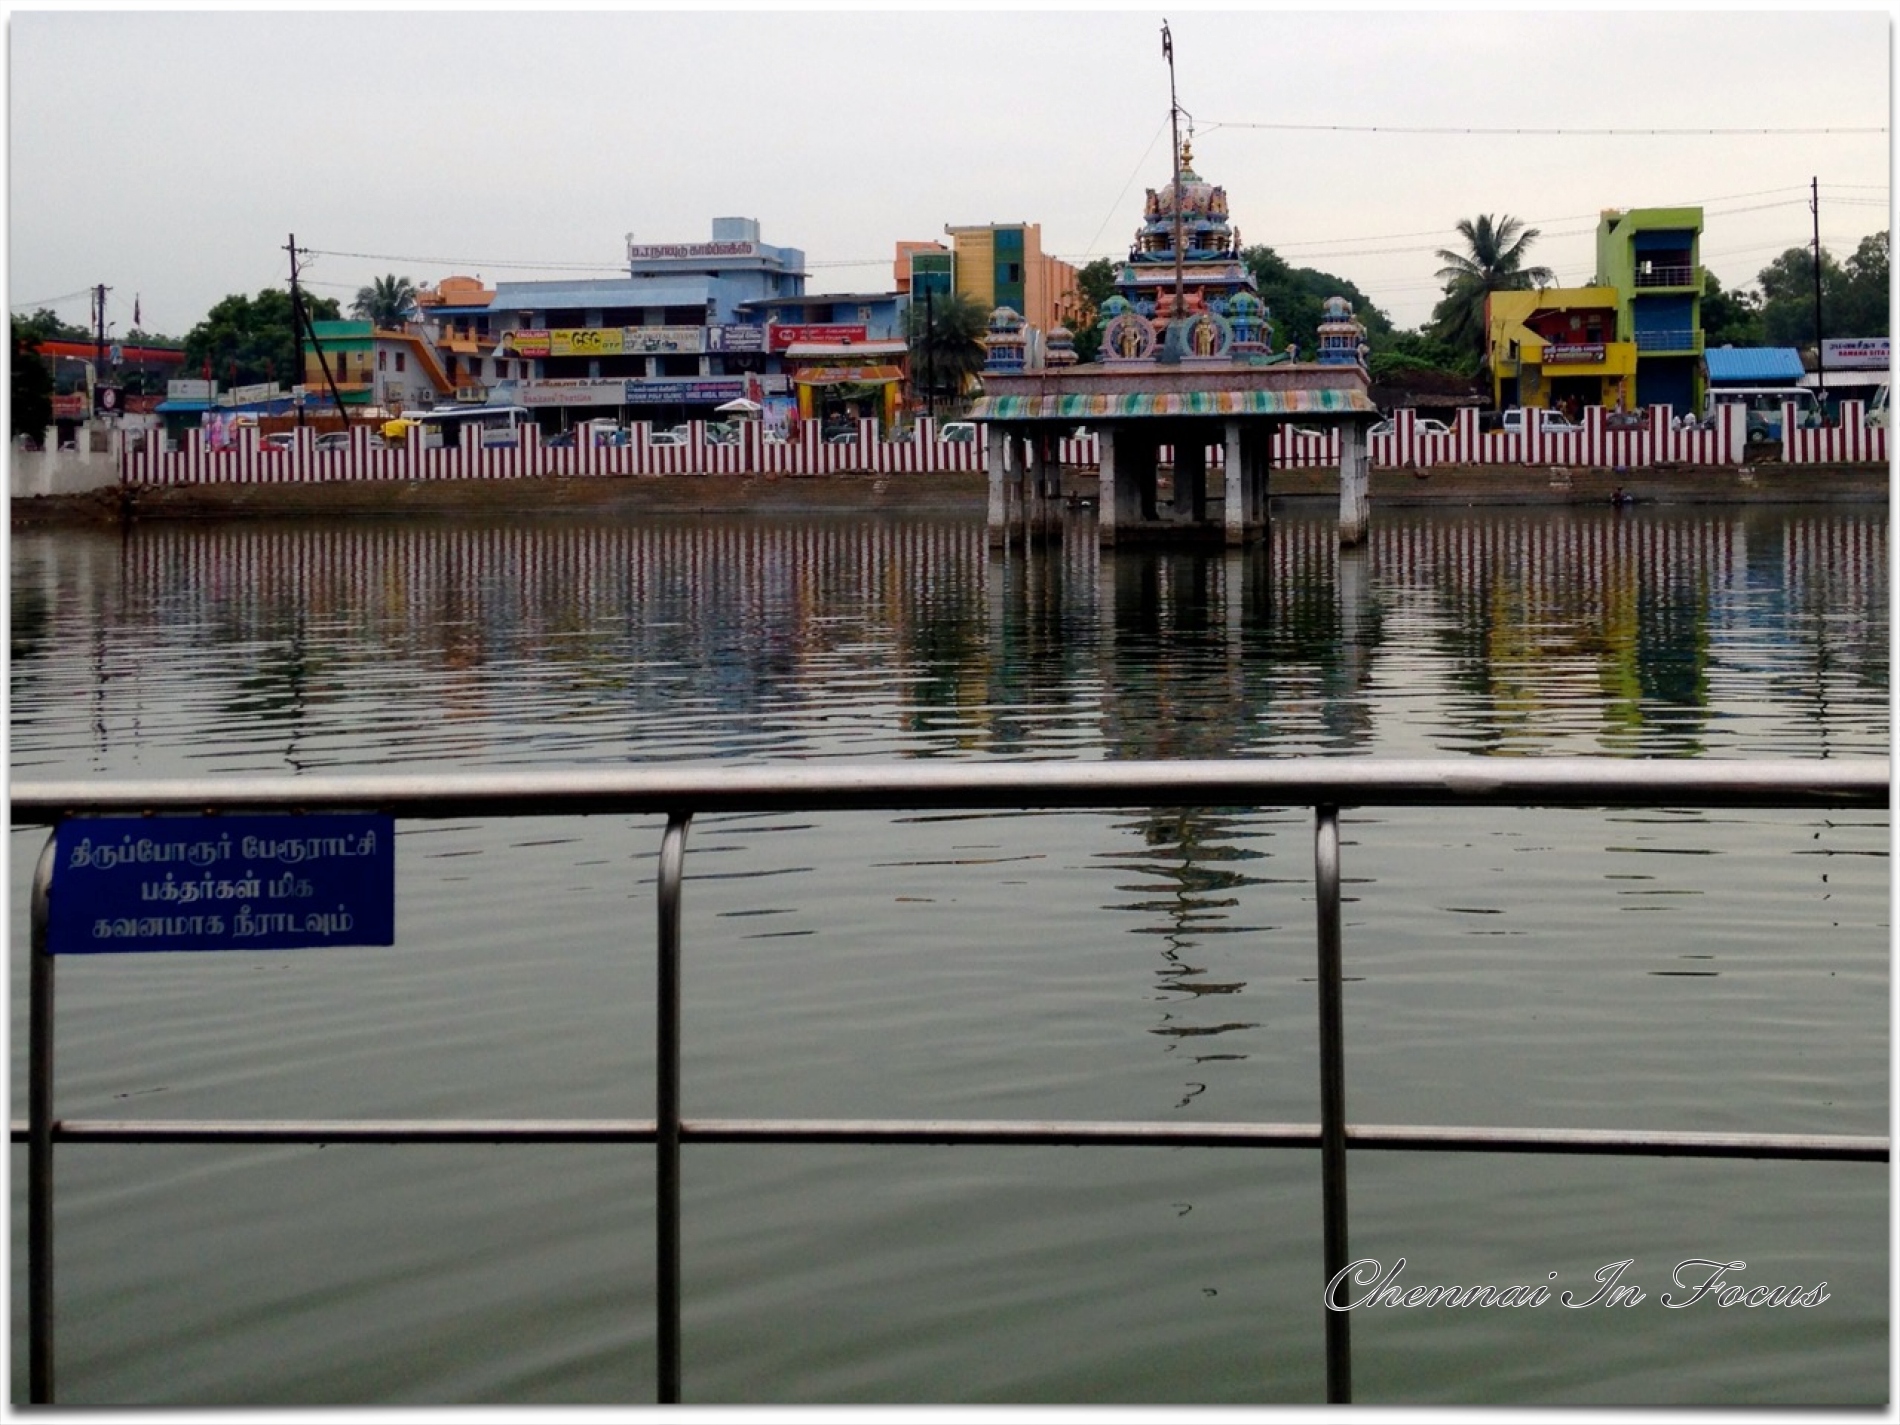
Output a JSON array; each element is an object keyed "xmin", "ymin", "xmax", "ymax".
[
  {"xmin": 1250, "ymin": 425, "xmax": 1270, "ymax": 527},
  {"xmin": 1025, "ymin": 430, "xmax": 1055, "ymax": 542},
  {"xmin": 1173, "ymin": 433, "xmax": 1205, "ymax": 522},
  {"xmin": 986, "ymin": 422, "xmax": 1009, "ymax": 547},
  {"xmin": 1223, "ymin": 421, "xmax": 1245, "ymax": 546},
  {"xmin": 1097, "ymin": 425, "xmax": 1120, "ymax": 546},
  {"xmin": 1338, "ymin": 420, "xmax": 1370, "ymax": 547}
]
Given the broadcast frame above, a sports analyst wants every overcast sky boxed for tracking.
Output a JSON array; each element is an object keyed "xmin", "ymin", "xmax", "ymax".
[{"xmin": 9, "ymin": 6, "xmax": 1892, "ymax": 343}]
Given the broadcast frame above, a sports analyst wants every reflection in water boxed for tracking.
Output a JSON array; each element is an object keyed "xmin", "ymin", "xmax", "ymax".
[
  {"xmin": 11, "ymin": 507, "xmax": 1885, "ymax": 770},
  {"xmin": 7, "ymin": 505, "xmax": 1889, "ymax": 1407}
]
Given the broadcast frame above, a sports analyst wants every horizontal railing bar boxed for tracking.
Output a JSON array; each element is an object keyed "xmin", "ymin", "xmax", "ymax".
[
  {"xmin": 6, "ymin": 758, "xmax": 1888, "ymax": 824},
  {"xmin": 11, "ymin": 1119, "xmax": 1887, "ymax": 1161}
]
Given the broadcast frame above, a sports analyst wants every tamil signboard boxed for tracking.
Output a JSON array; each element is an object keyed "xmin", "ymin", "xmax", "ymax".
[
  {"xmin": 627, "ymin": 240, "xmax": 758, "ymax": 262},
  {"xmin": 48, "ymin": 813, "xmax": 396, "ymax": 954},
  {"xmin": 769, "ymin": 324, "xmax": 868, "ymax": 353},
  {"xmin": 624, "ymin": 378, "xmax": 748, "ymax": 405},
  {"xmin": 1821, "ymin": 338, "xmax": 1890, "ymax": 371},
  {"xmin": 1541, "ymin": 343, "xmax": 1606, "ymax": 365},
  {"xmin": 168, "ymin": 379, "xmax": 214, "ymax": 402}
]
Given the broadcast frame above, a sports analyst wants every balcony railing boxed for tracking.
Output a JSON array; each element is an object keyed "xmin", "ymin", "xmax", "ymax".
[
  {"xmin": 1634, "ymin": 328, "xmax": 1703, "ymax": 354},
  {"xmin": 10, "ymin": 760, "xmax": 1889, "ymax": 1406},
  {"xmin": 1633, "ymin": 263, "xmax": 1699, "ymax": 289}
]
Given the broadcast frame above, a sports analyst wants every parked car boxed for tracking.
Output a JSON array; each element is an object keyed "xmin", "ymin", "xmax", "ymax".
[
  {"xmin": 1368, "ymin": 417, "xmax": 1451, "ymax": 438},
  {"xmin": 938, "ymin": 422, "xmax": 978, "ymax": 443},
  {"xmin": 1287, "ymin": 426, "xmax": 1329, "ymax": 443},
  {"xmin": 648, "ymin": 431, "xmax": 688, "ymax": 448},
  {"xmin": 314, "ymin": 430, "xmax": 385, "ymax": 453},
  {"xmin": 824, "ymin": 429, "xmax": 859, "ymax": 444},
  {"xmin": 1494, "ymin": 408, "xmax": 1579, "ymax": 435},
  {"xmin": 260, "ymin": 432, "xmax": 295, "ymax": 452}
]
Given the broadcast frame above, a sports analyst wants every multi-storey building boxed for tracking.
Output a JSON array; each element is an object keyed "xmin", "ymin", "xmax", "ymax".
[
  {"xmin": 934, "ymin": 221, "xmax": 1078, "ymax": 335},
  {"xmin": 1593, "ymin": 206, "xmax": 1705, "ymax": 416},
  {"xmin": 1486, "ymin": 287, "xmax": 1637, "ymax": 414},
  {"xmin": 303, "ymin": 321, "xmax": 456, "ymax": 414}
]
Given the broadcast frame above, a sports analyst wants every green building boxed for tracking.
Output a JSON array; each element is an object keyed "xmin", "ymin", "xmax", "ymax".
[{"xmin": 1594, "ymin": 207, "xmax": 1705, "ymax": 416}]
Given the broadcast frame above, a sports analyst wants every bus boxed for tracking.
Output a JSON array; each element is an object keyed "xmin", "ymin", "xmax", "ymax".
[
  {"xmin": 1702, "ymin": 387, "xmax": 1821, "ymax": 441},
  {"xmin": 400, "ymin": 405, "xmax": 533, "ymax": 450}
]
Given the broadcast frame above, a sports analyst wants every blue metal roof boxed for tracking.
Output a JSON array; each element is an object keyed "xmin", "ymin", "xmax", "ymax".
[{"xmin": 1705, "ymin": 346, "xmax": 1805, "ymax": 383}]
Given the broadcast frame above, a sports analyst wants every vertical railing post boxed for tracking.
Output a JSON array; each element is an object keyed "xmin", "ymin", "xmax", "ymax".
[
  {"xmin": 1314, "ymin": 805, "xmax": 1351, "ymax": 1404},
  {"xmin": 29, "ymin": 831, "xmax": 58, "ymax": 1404},
  {"xmin": 655, "ymin": 812, "xmax": 691, "ymax": 1404}
]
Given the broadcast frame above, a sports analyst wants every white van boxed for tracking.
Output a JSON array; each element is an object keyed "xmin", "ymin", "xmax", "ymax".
[{"xmin": 1703, "ymin": 387, "xmax": 1821, "ymax": 441}]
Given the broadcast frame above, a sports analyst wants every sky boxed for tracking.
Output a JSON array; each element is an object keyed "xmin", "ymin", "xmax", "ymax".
[{"xmin": 7, "ymin": 5, "xmax": 1893, "ymax": 345}]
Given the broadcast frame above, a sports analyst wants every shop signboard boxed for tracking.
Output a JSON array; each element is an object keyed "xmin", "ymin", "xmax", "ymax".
[
  {"xmin": 1821, "ymin": 338, "xmax": 1890, "ymax": 371},
  {"xmin": 625, "ymin": 326, "xmax": 704, "ymax": 354},
  {"xmin": 502, "ymin": 327, "xmax": 706, "ymax": 359},
  {"xmin": 1542, "ymin": 343, "xmax": 1606, "ymax": 365},
  {"xmin": 624, "ymin": 378, "xmax": 747, "ymax": 405},
  {"xmin": 627, "ymin": 240, "xmax": 758, "ymax": 262},
  {"xmin": 708, "ymin": 325, "xmax": 767, "ymax": 354},
  {"xmin": 515, "ymin": 380, "xmax": 627, "ymax": 408},
  {"xmin": 168, "ymin": 379, "xmax": 214, "ymax": 402},
  {"xmin": 770, "ymin": 324, "xmax": 869, "ymax": 352}
]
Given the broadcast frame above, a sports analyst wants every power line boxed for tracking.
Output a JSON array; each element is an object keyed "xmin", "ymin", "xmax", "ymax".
[{"xmin": 1203, "ymin": 119, "xmax": 1886, "ymax": 137}]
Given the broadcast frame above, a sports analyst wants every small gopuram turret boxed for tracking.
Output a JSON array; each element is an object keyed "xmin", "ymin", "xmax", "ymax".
[{"xmin": 968, "ymin": 137, "xmax": 1379, "ymax": 550}]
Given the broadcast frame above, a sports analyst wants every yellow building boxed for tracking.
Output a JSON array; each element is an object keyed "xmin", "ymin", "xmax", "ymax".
[
  {"xmin": 939, "ymin": 222, "xmax": 1078, "ymax": 335},
  {"xmin": 1488, "ymin": 287, "xmax": 1639, "ymax": 414}
]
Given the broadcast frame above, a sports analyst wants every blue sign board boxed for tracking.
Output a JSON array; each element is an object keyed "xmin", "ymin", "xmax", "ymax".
[
  {"xmin": 623, "ymin": 378, "xmax": 747, "ymax": 405},
  {"xmin": 49, "ymin": 814, "xmax": 396, "ymax": 954}
]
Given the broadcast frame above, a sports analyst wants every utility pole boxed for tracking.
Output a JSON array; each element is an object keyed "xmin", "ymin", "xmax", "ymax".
[
  {"xmin": 1162, "ymin": 19, "xmax": 1184, "ymax": 360},
  {"xmin": 91, "ymin": 285, "xmax": 107, "ymax": 370},
  {"xmin": 1810, "ymin": 176, "xmax": 1827, "ymax": 409},
  {"xmin": 286, "ymin": 233, "xmax": 349, "ymax": 430},
  {"xmin": 925, "ymin": 284, "xmax": 935, "ymax": 424}
]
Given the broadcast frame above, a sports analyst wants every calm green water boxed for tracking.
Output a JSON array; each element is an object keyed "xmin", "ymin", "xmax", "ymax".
[{"xmin": 8, "ymin": 505, "xmax": 1889, "ymax": 1406}]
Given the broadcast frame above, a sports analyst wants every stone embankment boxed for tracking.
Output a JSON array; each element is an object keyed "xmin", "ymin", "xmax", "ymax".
[{"xmin": 10, "ymin": 463, "xmax": 1887, "ymax": 527}]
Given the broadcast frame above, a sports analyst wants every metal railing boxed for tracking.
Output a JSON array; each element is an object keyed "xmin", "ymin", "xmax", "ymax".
[
  {"xmin": 1633, "ymin": 263, "xmax": 1699, "ymax": 289},
  {"xmin": 11, "ymin": 759, "xmax": 1890, "ymax": 1406}
]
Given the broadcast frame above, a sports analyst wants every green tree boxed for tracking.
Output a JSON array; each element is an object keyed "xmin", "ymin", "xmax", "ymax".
[
  {"xmin": 1239, "ymin": 245, "xmax": 1394, "ymax": 359},
  {"xmin": 1835, "ymin": 230, "xmax": 1889, "ymax": 337},
  {"xmin": 1059, "ymin": 257, "xmax": 1119, "ymax": 364},
  {"xmin": 11, "ymin": 317, "xmax": 54, "ymax": 442},
  {"xmin": 1700, "ymin": 270, "xmax": 1765, "ymax": 348},
  {"xmin": 1755, "ymin": 245, "xmax": 1838, "ymax": 347},
  {"xmin": 351, "ymin": 273, "xmax": 418, "ymax": 328},
  {"xmin": 1428, "ymin": 215, "xmax": 1555, "ymax": 365},
  {"xmin": 16, "ymin": 308, "xmax": 89, "ymax": 344},
  {"xmin": 907, "ymin": 289, "xmax": 990, "ymax": 414},
  {"xmin": 1366, "ymin": 330, "xmax": 1480, "ymax": 382},
  {"xmin": 182, "ymin": 287, "xmax": 339, "ymax": 390}
]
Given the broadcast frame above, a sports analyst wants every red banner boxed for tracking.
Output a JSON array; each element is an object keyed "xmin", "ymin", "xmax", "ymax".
[{"xmin": 770, "ymin": 324, "xmax": 869, "ymax": 352}]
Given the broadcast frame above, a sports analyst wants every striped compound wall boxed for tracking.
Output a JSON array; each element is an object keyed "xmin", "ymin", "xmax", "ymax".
[{"xmin": 121, "ymin": 405, "xmax": 1884, "ymax": 489}]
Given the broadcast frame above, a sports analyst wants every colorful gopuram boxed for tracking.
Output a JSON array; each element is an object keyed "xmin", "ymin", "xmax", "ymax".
[{"xmin": 967, "ymin": 143, "xmax": 1379, "ymax": 548}]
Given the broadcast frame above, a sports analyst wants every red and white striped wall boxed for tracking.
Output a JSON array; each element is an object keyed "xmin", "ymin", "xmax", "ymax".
[{"xmin": 120, "ymin": 403, "xmax": 1883, "ymax": 489}]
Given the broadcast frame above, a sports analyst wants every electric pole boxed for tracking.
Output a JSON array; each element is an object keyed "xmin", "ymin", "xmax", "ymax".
[
  {"xmin": 1163, "ymin": 19, "xmax": 1184, "ymax": 360},
  {"xmin": 1810, "ymin": 177, "xmax": 1827, "ymax": 408},
  {"xmin": 287, "ymin": 233, "xmax": 349, "ymax": 429}
]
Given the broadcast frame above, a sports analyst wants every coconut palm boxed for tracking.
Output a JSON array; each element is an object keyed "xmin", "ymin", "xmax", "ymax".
[
  {"xmin": 351, "ymin": 274, "xmax": 418, "ymax": 328},
  {"xmin": 906, "ymin": 289, "xmax": 991, "ymax": 415},
  {"xmin": 1429, "ymin": 215, "xmax": 1555, "ymax": 364}
]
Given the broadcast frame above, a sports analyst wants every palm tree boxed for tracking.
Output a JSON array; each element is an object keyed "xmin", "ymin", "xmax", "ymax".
[
  {"xmin": 906, "ymin": 289, "xmax": 991, "ymax": 416},
  {"xmin": 351, "ymin": 274, "xmax": 418, "ymax": 329},
  {"xmin": 1429, "ymin": 215, "xmax": 1555, "ymax": 364}
]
